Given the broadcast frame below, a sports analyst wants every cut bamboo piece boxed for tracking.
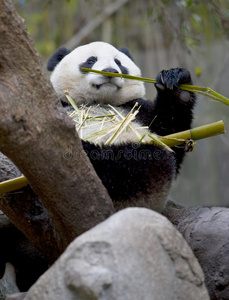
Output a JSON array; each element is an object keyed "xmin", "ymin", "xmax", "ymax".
[
  {"xmin": 158, "ymin": 120, "xmax": 225, "ymax": 147},
  {"xmin": 0, "ymin": 175, "xmax": 28, "ymax": 195}
]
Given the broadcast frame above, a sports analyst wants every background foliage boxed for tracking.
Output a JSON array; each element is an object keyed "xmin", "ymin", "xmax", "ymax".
[{"xmin": 16, "ymin": 0, "xmax": 229, "ymax": 207}]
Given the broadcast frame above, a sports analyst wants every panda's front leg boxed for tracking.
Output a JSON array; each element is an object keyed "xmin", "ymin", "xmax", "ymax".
[
  {"xmin": 82, "ymin": 140, "xmax": 176, "ymax": 212},
  {"xmin": 151, "ymin": 67, "xmax": 196, "ymax": 136},
  {"xmin": 149, "ymin": 68, "xmax": 196, "ymax": 173}
]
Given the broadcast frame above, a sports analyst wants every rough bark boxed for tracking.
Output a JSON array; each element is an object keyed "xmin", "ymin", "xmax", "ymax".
[{"xmin": 0, "ymin": 0, "xmax": 114, "ymax": 263}]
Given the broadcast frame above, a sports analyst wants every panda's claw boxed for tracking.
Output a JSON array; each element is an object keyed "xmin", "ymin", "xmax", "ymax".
[
  {"xmin": 160, "ymin": 74, "xmax": 164, "ymax": 85},
  {"xmin": 156, "ymin": 68, "xmax": 192, "ymax": 92}
]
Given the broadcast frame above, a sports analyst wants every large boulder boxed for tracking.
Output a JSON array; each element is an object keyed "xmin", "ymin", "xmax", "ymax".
[
  {"xmin": 163, "ymin": 204, "xmax": 229, "ymax": 300},
  {"xmin": 24, "ymin": 207, "xmax": 209, "ymax": 300}
]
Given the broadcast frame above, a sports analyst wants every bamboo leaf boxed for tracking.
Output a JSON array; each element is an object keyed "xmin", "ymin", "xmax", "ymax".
[
  {"xmin": 105, "ymin": 103, "xmax": 140, "ymax": 145},
  {"xmin": 64, "ymin": 90, "xmax": 80, "ymax": 112},
  {"xmin": 148, "ymin": 134, "xmax": 174, "ymax": 153}
]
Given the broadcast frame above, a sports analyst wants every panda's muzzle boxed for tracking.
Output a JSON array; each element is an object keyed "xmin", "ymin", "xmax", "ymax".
[
  {"xmin": 92, "ymin": 82, "xmax": 121, "ymax": 90},
  {"xmin": 91, "ymin": 68, "xmax": 122, "ymax": 90}
]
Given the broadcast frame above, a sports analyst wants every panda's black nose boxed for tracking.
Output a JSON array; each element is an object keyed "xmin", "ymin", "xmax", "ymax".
[{"xmin": 102, "ymin": 68, "xmax": 118, "ymax": 78}]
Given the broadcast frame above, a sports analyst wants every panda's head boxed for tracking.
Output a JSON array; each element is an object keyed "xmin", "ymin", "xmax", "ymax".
[{"xmin": 47, "ymin": 41, "xmax": 145, "ymax": 105}]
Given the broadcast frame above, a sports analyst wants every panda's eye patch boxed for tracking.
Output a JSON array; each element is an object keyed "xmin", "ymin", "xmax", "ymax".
[
  {"xmin": 80, "ymin": 56, "xmax": 98, "ymax": 73},
  {"xmin": 115, "ymin": 59, "xmax": 121, "ymax": 66},
  {"xmin": 114, "ymin": 58, "xmax": 128, "ymax": 75},
  {"xmin": 87, "ymin": 56, "xmax": 97, "ymax": 64}
]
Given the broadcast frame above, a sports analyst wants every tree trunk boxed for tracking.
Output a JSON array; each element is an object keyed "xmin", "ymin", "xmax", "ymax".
[{"xmin": 0, "ymin": 0, "xmax": 114, "ymax": 263}]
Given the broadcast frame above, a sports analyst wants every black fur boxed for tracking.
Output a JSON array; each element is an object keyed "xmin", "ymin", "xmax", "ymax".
[
  {"xmin": 79, "ymin": 56, "xmax": 98, "ymax": 73},
  {"xmin": 82, "ymin": 141, "xmax": 175, "ymax": 204},
  {"xmin": 122, "ymin": 68, "xmax": 196, "ymax": 172},
  {"xmin": 118, "ymin": 46, "xmax": 135, "ymax": 61},
  {"xmin": 47, "ymin": 46, "xmax": 70, "ymax": 71},
  {"xmin": 114, "ymin": 59, "xmax": 128, "ymax": 74},
  {"xmin": 80, "ymin": 58, "xmax": 128, "ymax": 75}
]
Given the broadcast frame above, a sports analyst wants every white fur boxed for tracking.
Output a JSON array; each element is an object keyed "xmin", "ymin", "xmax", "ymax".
[{"xmin": 50, "ymin": 41, "xmax": 145, "ymax": 105}]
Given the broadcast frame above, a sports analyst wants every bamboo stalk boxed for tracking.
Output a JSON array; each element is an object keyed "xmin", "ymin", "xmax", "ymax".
[
  {"xmin": 179, "ymin": 84, "xmax": 229, "ymax": 106},
  {"xmin": 159, "ymin": 120, "xmax": 225, "ymax": 147},
  {"xmin": 0, "ymin": 121, "xmax": 225, "ymax": 195},
  {"xmin": 81, "ymin": 67, "xmax": 156, "ymax": 83},
  {"xmin": 0, "ymin": 175, "xmax": 28, "ymax": 195},
  {"xmin": 81, "ymin": 67, "xmax": 229, "ymax": 106}
]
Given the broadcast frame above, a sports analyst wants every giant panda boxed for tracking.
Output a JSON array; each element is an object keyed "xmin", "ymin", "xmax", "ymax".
[
  {"xmin": 47, "ymin": 41, "xmax": 196, "ymax": 212},
  {"xmin": 0, "ymin": 42, "xmax": 196, "ymax": 293}
]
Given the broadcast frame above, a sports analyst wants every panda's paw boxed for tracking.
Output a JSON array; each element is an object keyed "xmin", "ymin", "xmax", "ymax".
[
  {"xmin": 155, "ymin": 68, "xmax": 193, "ymax": 103},
  {"xmin": 156, "ymin": 68, "xmax": 192, "ymax": 90}
]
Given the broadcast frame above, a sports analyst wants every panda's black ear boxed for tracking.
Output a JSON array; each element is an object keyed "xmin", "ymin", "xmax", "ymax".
[
  {"xmin": 47, "ymin": 47, "xmax": 71, "ymax": 71},
  {"xmin": 118, "ymin": 47, "xmax": 134, "ymax": 62}
]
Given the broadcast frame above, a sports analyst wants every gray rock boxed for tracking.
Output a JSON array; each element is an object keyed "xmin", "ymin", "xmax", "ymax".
[
  {"xmin": 25, "ymin": 208, "xmax": 209, "ymax": 300},
  {"xmin": 0, "ymin": 263, "xmax": 19, "ymax": 297},
  {"xmin": 5, "ymin": 292, "xmax": 27, "ymax": 300},
  {"xmin": 164, "ymin": 205, "xmax": 229, "ymax": 300}
]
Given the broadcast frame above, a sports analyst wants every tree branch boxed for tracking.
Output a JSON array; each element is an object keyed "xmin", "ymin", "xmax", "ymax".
[{"xmin": 0, "ymin": 0, "xmax": 114, "ymax": 262}]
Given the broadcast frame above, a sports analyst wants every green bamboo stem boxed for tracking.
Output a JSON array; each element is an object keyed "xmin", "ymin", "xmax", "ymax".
[
  {"xmin": 179, "ymin": 84, "xmax": 229, "ymax": 106},
  {"xmin": 159, "ymin": 120, "xmax": 225, "ymax": 147},
  {"xmin": 81, "ymin": 67, "xmax": 229, "ymax": 106},
  {"xmin": 0, "ymin": 121, "xmax": 225, "ymax": 195},
  {"xmin": 81, "ymin": 67, "xmax": 156, "ymax": 83},
  {"xmin": 0, "ymin": 175, "xmax": 28, "ymax": 195}
]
